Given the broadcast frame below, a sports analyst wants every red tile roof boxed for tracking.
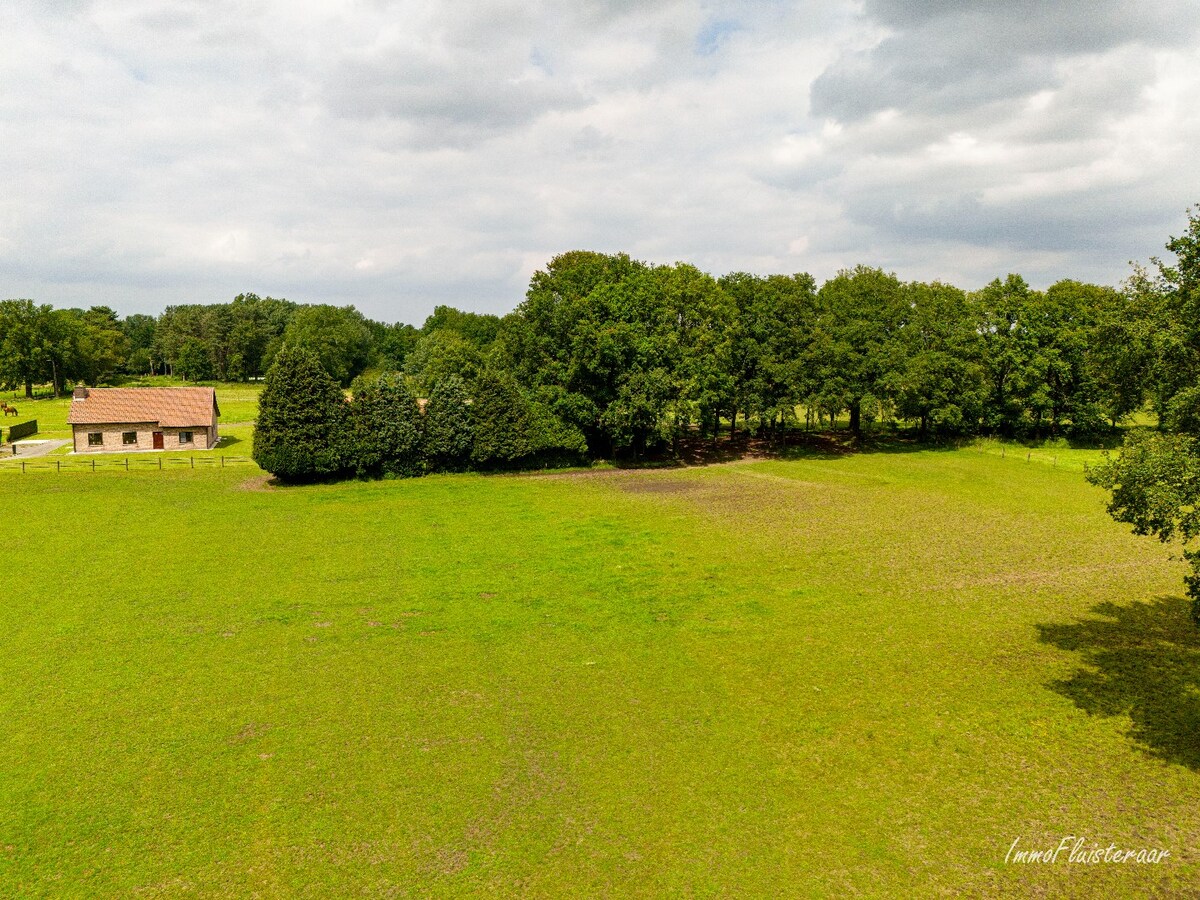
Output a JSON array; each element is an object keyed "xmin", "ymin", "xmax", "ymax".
[{"xmin": 67, "ymin": 387, "xmax": 219, "ymax": 427}]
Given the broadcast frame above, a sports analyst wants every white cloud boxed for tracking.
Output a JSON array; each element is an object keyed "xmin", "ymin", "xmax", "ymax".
[{"xmin": 0, "ymin": 0, "xmax": 1197, "ymax": 322}]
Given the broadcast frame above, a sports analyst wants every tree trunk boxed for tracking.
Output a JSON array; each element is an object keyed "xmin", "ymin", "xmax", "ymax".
[
  {"xmin": 919, "ymin": 413, "xmax": 928, "ymax": 441},
  {"xmin": 848, "ymin": 398, "xmax": 862, "ymax": 434},
  {"xmin": 24, "ymin": 379, "xmax": 32, "ymax": 400},
  {"xmin": 730, "ymin": 405, "xmax": 737, "ymax": 440}
]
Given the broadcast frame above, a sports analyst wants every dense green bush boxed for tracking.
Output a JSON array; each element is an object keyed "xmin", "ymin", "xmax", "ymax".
[
  {"xmin": 470, "ymin": 369, "xmax": 532, "ymax": 468},
  {"xmin": 422, "ymin": 375, "xmax": 474, "ymax": 471},
  {"xmin": 347, "ymin": 373, "xmax": 424, "ymax": 478},
  {"xmin": 469, "ymin": 370, "xmax": 587, "ymax": 470},
  {"xmin": 252, "ymin": 345, "xmax": 349, "ymax": 481},
  {"xmin": 525, "ymin": 398, "xmax": 588, "ymax": 467}
]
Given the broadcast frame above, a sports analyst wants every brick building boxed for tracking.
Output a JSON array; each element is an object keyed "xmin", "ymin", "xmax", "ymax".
[{"xmin": 67, "ymin": 386, "xmax": 220, "ymax": 453}]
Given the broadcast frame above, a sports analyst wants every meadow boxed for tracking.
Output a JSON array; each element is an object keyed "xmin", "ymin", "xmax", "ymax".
[{"xmin": 3, "ymin": 437, "xmax": 1198, "ymax": 897}]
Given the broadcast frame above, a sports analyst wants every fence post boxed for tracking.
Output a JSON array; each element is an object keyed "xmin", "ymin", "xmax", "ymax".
[
  {"xmin": 92, "ymin": 459, "xmax": 95, "ymax": 473},
  {"xmin": 21, "ymin": 461, "xmax": 25, "ymax": 474},
  {"xmin": 125, "ymin": 457, "xmax": 129, "ymax": 471},
  {"xmin": 56, "ymin": 460, "xmax": 60, "ymax": 473},
  {"xmin": 221, "ymin": 456, "xmax": 224, "ymax": 468},
  {"xmin": 159, "ymin": 456, "xmax": 163, "ymax": 470},
  {"xmin": 191, "ymin": 456, "xmax": 194, "ymax": 469}
]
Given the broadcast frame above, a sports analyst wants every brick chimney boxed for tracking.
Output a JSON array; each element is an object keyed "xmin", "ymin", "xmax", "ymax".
[{"xmin": 73, "ymin": 385, "xmax": 89, "ymax": 399}]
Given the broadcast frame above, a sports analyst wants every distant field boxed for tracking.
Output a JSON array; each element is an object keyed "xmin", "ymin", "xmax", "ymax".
[{"xmin": 3, "ymin": 448, "xmax": 1197, "ymax": 896}]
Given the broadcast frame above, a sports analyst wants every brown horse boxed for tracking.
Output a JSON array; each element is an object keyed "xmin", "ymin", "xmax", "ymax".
[{"xmin": 1, "ymin": 404, "xmax": 17, "ymax": 417}]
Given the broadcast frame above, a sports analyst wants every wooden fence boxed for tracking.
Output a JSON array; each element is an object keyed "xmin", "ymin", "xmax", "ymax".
[{"xmin": 4, "ymin": 455, "xmax": 257, "ymax": 474}]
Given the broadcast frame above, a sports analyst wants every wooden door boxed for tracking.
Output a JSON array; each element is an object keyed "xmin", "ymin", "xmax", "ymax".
[{"xmin": 152, "ymin": 432, "xmax": 164, "ymax": 449}]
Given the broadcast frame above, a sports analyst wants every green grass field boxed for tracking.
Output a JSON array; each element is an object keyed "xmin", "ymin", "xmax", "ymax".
[{"xmin": 3, "ymin": 446, "xmax": 1198, "ymax": 897}]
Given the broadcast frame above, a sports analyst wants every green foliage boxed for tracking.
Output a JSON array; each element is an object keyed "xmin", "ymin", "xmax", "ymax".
[
  {"xmin": 0, "ymin": 300, "xmax": 131, "ymax": 396},
  {"xmin": 282, "ymin": 304, "xmax": 374, "ymax": 386},
  {"xmin": 176, "ymin": 339, "xmax": 214, "ymax": 383},
  {"xmin": 470, "ymin": 369, "xmax": 533, "ymax": 468},
  {"xmin": 347, "ymin": 374, "xmax": 424, "ymax": 478},
  {"xmin": 403, "ymin": 329, "xmax": 484, "ymax": 394},
  {"xmin": 815, "ymin": 266, "xmax": 906, "ymax": 433},
  {"xmin": 525, "ymin": 397, "xmax": 589, "ymax": 466},
  {"xmin": 1131, "ymin": 206, "xmax": 1200, "ymax": 432},
  {"xmin": 421, "ymin": 305, "xmax": 501, "ymax": 346},
  {"xmin": 422, "ymin": 375, "xmax": 474, "ymax": 471},
  {"xmin": 126, "ymin": 348, "xmax": 153, "ymax": 375},
  {"xmin": 1088, "ymin": 431, "xmax": 1200, "ymax": 624},
  {"xmin": 502, "ymin": 251, "xmax": 649, "ymax": 454},
  {"xmin": 155, "ymin": 294, "xmax": 297, "ymax": 383},
  {"xmin": 11, "ymin": 205, "xmax": 1200, "ymax": 450},
  {"xmin": 370, "ymin": 321, "xmax": 421, "ymax": 371},
  {"xmin": 718, "ymin": 272, "xmax": 816, "ymax": 435},
  {"xmin": 505, "ymin": 253, "xmax": 741, "ymax": 455},
  {"xmin": 468, "ymin": 369, "xmax": 586, "ymax": 469},
  {"xmin": 252, "ymin": 345, "xmax": 348, "ymax": 481},
  {"xmin": 885, "ymin": 281, "xmax": 985, "ymax": 438}
]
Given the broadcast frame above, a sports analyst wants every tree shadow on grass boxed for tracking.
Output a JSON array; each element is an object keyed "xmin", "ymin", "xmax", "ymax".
[
  {"xmin": 1037, "ymin": 596, "xmax": 1200, "ymax": 770},
  {"xmin": 616, "ymin": 429, "xmax": 953, "ymax": 469}
]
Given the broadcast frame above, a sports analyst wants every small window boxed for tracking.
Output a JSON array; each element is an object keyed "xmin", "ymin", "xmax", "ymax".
[
  {"xmin": 122, "ymin": 431, "xmax": 137, "ymax": 445},
  {"xmin": 87, "ymin": 432, "xmax": 103, "ymax": 447},
  {"xmin": 179, "ymin": 431, "xmax": 194, "ymax": 445}
]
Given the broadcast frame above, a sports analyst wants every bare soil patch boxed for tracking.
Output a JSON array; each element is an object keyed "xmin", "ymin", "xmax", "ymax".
[
  {"xmin": 618, "ymin": 478, "xmax": 702, "ymax": 495},
  {"xmin": 234, "ymin": 474, "xmax": 275, "ymax": 492}
]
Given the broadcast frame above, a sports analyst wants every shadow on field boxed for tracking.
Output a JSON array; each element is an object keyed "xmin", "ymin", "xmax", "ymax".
[
  {"xmin": 621, "ymin": 429, "xmax": 960, "ymax": 469},
  {"xmin": 1038, "ymin": 596, "xmax": 1200, "ymax": 770}
]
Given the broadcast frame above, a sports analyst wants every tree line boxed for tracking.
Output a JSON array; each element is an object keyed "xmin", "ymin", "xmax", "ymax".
[
  {"xmin": 0, "ymin": 292, "xmax": 424, "ymax": 397},
  {"xmin": 6, "ymin": 211, "xmax": 1197, "ymax": 459},
  {"xmin": 2, "ymin": 255, "xmax": 1176, "ymax": 446}
]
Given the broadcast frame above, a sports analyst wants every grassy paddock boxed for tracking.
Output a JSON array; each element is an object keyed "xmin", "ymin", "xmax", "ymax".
[{"xmin": 2, "ymin": 449, "xmax": 1197, "ymax": 896}]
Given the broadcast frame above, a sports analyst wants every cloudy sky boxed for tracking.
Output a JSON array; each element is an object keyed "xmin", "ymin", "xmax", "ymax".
[{"xmin": 3, "ymin": 0, "xmax": 1199, "ymax": 323}]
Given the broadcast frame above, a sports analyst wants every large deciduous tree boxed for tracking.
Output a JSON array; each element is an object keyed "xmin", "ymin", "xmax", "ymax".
[
  {"xmin": 1087, "ymin": 432, "xmax": 1200, "ymax": 625},
  {"xmin": 719, "ymin": 272, "xmax": 818, "ymax": 437},
  {"xmin": 282, "ymin": 304, "xmax": 374, "ymax": 386},
  {"xmin": 1088, "ymin": 207, "xmax": 1200, "ymax": 627},
  {"xmin": 815, "ymin": 266, "xmax": 905, "ymax": 433},
  {"xmin": 0, "ymin": 299, "xmax": 53, "ymax": 397},
  {"xmin": 885, "ymin": 281, "xmax": 985, "ymax": 438}
]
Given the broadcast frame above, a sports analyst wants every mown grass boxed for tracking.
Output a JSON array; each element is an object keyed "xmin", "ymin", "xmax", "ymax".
[{"xmin": 2, "ymin": 449, "xmax": 1198, "ymax": 897}]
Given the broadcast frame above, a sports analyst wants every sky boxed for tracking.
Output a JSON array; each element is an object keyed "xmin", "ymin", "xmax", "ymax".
[{"xmin": 2, "ymin": 0, "xmax": 1199, "ymax": 325}]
